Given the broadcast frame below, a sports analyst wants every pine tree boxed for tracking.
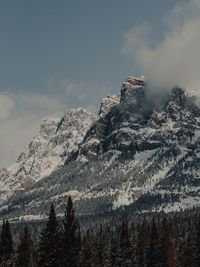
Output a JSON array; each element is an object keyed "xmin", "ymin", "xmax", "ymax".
[
  {"xmin": 135, "ymin": 220, "xmax": 147, "ymax": 267},
  {"xmin": 78, "ymin": 229, "xmax": 93, "ymax": 267},
  {"xmin": 16, "ymin": 226, "xmax": 33, "ymax": 267},
  {"xmin": 169, "ymin": 254, "xmax": 177, "ymax": 267},
  {"xmin": 110, "ymin": 233, "xmax": 119, "ymax": 267},
  {"xmin": 61, "ymin": 196, "xmax": 81, "ymax": 267},
  {"xmin": 178, "ymin": 236, "xmax": 192, "ymax": 267},
  {"xmin": 0, "ymin": 219, "xmax": 13, "ymax": 266},
  {"xmin": 38, "ymin": 203, "xmax": 60, "ymax": 267},
  {"xmin": 158, "ymin": 217, "xmax": 172, "ymax": 267},
  {"xmin": 130, "ymin": 222, "xmax": 137, "ymax": 266},
  {"xmin": 146, "ymin": 217, "xmax": 159, "ymax": 267},
  {"xmin": 94, "ymin": 225, "xmax": 106, "ymax": 267},
  {"xmin": 102, "ymin": 228, "xmax": 115, "ymax": 267},
  {"xmin": 193, "ymin": 214, "xmax": 200, "ymax": 267},
  {"xmin": 119, "ymin": 221, "xmax": 132, "ymax": 266}
]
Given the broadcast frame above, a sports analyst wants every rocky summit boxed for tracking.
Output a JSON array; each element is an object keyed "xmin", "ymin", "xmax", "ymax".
[
  {"xmin": 0, "ymin": 77, "xmax": 200, "ymax": 221},
  {"xmin": 0, "ymin": 108, "xmax": 96, "ymax": 205}
]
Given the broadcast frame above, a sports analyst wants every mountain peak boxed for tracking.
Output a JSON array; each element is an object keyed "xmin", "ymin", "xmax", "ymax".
[
  {"xmin": 98, "ymin": 95, "xmax": 120, "ymax": 118},
  {"xmin": 0, "ymin": 108, "xmax": 96, "ymax": 204},
  {"xmin": 120, "ymin": 76, "xmax": 145, "ymax": 103},
  {"xmin": 0, "ymin": 77, "xmax": 200, "ymax": 220}
]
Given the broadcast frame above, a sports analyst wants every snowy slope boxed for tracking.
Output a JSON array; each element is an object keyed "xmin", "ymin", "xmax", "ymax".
[
  {"xmin": 0, "ymin": 77, "xmax": 200, "ymax": 220},
  {"xmin": 0, "ymin": 108, "xmax": 96, "ymax": 204}
]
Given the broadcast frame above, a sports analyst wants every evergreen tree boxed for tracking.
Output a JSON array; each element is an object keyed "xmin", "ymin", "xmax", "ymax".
[
  {"xmin": 178, "ymin": 236, "xmax": 192, "ymax": 267},
  {"xmin": 78, "ymin": 230, "xmax": 93, "ymax": 267},
  {"xmin": 119, "ymin": 221, "xmax": 132, "ymax": 266},
  {"xmin": 130, "ymin": 222, "xmax": 137, "ymax": 266},
  {"xmin": 135, "ymin": 220, "xmax": 147, "ymax": 267},
  {"xmin": 146, "ymin": 218, "xmax": 159, "ymax": 267},
  {"xmin": 38, "ymin": 203, "xmax": 60, "ymax": 267},
  {"xmin": 0, "ymin": 219, "xmax": 13, "ymax": 266},
  {"xmin": 193, "ymin": 214, "xmax": 200, "ymax": 267},
  {"xmin": 169, "ymin": 251, "xmax": 177, "ymax": 267},
  {"xmin": 110, "ymin": 233, "xmax": 119, "ymax": 267},
  {"xmin": 94, "ymin": 225, "xmax": 105, "ymax": 267},
  {"xmin": 61, "ymin": 196, "xmax": 81, "ymax": 267},
  {"xmin": 158, "ymin": 217, "xmax": 172, "ymax": 267},
  {"xmin": 16, "ymin": 226, "xmax": 33, "ymax": 267},
  {"xmin": 2, "ymin": 197, "xmax": 200, "ymax": 267}
]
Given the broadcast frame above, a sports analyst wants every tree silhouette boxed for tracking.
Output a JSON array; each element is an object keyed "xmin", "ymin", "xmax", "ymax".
[{"xmin": 38, "ymin": 204, "xmax": 60, "ymax": 267}]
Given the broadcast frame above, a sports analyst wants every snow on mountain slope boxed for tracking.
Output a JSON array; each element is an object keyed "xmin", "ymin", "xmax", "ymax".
[
  {"xmin": 98, "ymin": 95, "xmax": 120, "ymax": 118},
  {"xmin": 0, "ymin": 77, "xmax": 200, "ymax": 220},
  {"xmin": 0, "ymin": 108, "xmax": 96, "ymax": 204}
]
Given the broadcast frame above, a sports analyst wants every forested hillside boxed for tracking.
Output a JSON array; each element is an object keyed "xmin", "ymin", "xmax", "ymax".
[{"xmin": 1, "ymin": 197, "xmax": 200, "ymax": 267}]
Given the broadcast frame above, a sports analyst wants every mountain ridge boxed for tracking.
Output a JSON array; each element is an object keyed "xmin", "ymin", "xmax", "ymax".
[
  {"xmin": 0, "ymin": 108, "xmax": 96, "ymax": 205},
  {"xmin": 0, "ymin": 77, "xmax": 200, "ymax": 220}
]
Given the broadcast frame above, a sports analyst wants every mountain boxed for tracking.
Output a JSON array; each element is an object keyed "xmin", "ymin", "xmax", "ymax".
[
  {"xmin": 0, "ymin": 77, "xmax": 200, "ymax": 221},
  {"xmin": 0, "ymin": 108, "xmax": 96, "ymax": 205}
]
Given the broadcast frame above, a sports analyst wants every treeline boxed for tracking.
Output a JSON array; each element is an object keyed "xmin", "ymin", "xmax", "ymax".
[{"xmin": 1, "ymin": 198, "xmax": 200, "ymax": 266}]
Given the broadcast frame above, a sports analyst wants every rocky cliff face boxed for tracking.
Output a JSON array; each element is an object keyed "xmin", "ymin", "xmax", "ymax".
[
  {"xmin": 0, "ymin": 108, "xmax": 96, "ymax": 204},
  {"xmin": 0, "ymin": 79, "xmax": 200, "ymax": 220}
]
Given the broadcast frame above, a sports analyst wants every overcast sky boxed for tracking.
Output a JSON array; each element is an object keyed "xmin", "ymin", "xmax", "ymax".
[{"xmin": 0, "ymin": 0, "xmax": 195, "ymax": 167}]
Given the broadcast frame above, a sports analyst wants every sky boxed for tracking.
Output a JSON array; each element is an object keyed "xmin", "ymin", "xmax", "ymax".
[{"xmin": 0, "ymin": 0, "xmax": 197, "ymax": 167}]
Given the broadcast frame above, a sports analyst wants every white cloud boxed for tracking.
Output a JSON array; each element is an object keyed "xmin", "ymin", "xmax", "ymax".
[
  {"xmin": 122, "ymin": 23, "xmax": 150, "ymax": 57},
  {"xmin": 122, "ymin": 0, "xmax": 200, "ymax": 93},
  {"xmin": 0, "ymin": 94, "xmax": 15, "ymax": 120}
]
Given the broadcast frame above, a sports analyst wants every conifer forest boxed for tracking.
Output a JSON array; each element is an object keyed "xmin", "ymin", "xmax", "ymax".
[{"xmin": 0, "ymin": 197, "xmax": 200, "ymax": 267}]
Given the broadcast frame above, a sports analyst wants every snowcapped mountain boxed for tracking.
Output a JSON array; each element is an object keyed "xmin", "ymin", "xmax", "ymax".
[
  {"xmin": 0, "ymin": 108, "xmax": 96, "ymax": 204},
  {"xmin": 0, "ymin": 77, "xmax": 200, "ymax": 221}
]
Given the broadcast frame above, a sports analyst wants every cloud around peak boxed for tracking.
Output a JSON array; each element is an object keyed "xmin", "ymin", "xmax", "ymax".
[{"xmin": 122, "ymin": 0, "xmax": 200, "ymax": 93}]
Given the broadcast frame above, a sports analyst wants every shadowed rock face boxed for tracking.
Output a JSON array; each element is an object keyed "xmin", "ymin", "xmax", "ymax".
[
  {"xmin": 73, "ymin": 85, "xmax": 197, "ymax": 163},
  {"xmin": 0, "ymin": 80, "xmax": 200, "ymax": 220}
]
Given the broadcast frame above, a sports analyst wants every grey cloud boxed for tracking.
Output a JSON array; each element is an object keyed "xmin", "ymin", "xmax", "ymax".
[
  {"xmin": 0, "ymin": 94, "xmax": 15, "ymax": 120},
  {"xmin": 122, "ymin": 0, "xmax": 200, "ymax": 94}
]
